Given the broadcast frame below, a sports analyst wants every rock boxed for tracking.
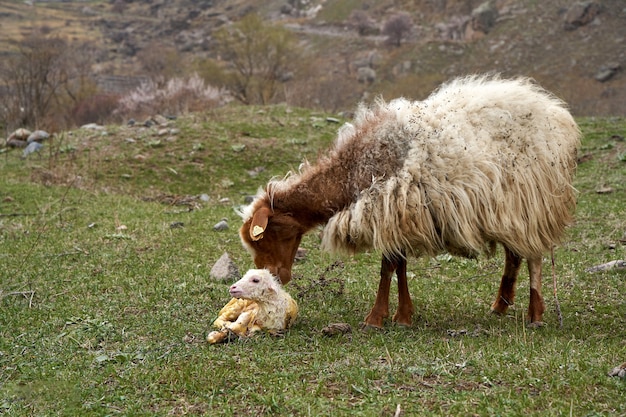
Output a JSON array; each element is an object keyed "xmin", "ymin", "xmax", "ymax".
[
  {"xmin": 294, "ymin": 247, "xmax": 307, "ymax": 261},
  {"xmin": 210, "ymin": 252, "xmax": 240, "ymax": 281},
  {"xmin": 438, "ymin": 15, "xmax": 470, "ymax": 41},
  {"xmin": 81, "ymin": 123, "xmax": 105, "ymax": 130},
  {"xmin": 9, "ymin": 128, "xmax": 32, "ymax": 141},
  {"xmin": 564, "ymin": 1, "xmax": 602, "ymax": 30},
  {"xmin": 246, "ymin": 166, "xmax": 265, "ymax": 177},
  {"xmin": 356, "ymin": 67, "xmax": 376, "ymax": 84},
  {"xmin": 321, "ymin": 323, "xmax": 352, "ymax": 336},
  {"xmin": 27, "ymin": 130, "xmax": 50, "ymax": 143},
  {"xmin": 22, "ymin": 141, "xmax": 43, "ymax": 158},
  {"xmin": 213, "ymin": 219, "xmax": 229, "ymax": 231},
  {"xmin": 594, "ymin": 62, "xmax": 621, "ymax": 82},
  {"xmin": 608, "ymin": 363, "xmax": 626, "ymax": 378},
  {"xmin": 6, "ymin": 138, "xmax": 27, "ymax": 148},
  {"xmin": 471, "ymin": 1, "xmax": 498, "ymax": 34},
  {"xmin": 6, "ymin": 128, "xmax": 31, "ymax": 147},
  {"xmin": 153, "ymin": 114, "xmax": 169, "ymax": 125},
  {"xmin": 585, "ymin": 260, "xmax": 626, "ymax": 273}
]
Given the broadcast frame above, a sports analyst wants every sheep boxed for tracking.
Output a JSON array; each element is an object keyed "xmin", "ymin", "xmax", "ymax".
[
  {"xmin": 207, "ymin": 269, "xmax": 298, "ymax": 344},
  {"xmin": 239, "ymin": 74, "xmax": 580, "ymax": 328}
]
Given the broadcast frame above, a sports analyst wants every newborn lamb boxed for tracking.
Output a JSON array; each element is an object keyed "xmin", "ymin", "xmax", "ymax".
[{"xmin": 207, "ymin": 269, "xmax": 298, "ymax": 344}]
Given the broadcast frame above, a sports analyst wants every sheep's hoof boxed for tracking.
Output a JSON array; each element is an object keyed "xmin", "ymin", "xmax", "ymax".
[
  {"xmin": 360, "ymin": 322, "xmax": 384, "ymax": 332},
  {"xmin": 490, "ymin": 305, "xmax": 513, "ymax": 316}
]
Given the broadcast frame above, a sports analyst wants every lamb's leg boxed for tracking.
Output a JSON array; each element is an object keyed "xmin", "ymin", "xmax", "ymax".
[
  {"xmin": 526, "ymin": 257, "xmax": 545, "ymax": 326},
  {"xmin": 491, "ymin": 246, "xmax": 522, "ymax": 315},
  {"xmin": 363, "ymin": 256, "xmax": 394, "ymax": 328},
  {"xmin": 225, "ymin": 304, "xmax": 259, "ymax": 337},
  {"xmin": 392, "ymin": 253, "xmax": 413, "ymax": 326}
]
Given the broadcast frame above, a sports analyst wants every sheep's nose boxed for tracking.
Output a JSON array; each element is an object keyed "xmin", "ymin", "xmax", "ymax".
[{"xmin": 230, "ymin": 285, "xmax": 237, "ymax": 291}]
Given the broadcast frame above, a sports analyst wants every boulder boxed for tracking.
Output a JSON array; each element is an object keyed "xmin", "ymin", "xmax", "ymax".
[
  {"xmin": 27, "ymin": 130, "xmax": 50, "ymax": 143},
  {"xmin": 210, "ymin": 252, "xmax": 240, "ymax": 281},
  {"xmin": 471, "ymin": 1, "xmax": 498, "ymax": 34},
  {"xmin": 594, "ymin": 62, "xmax": 621, "ymax": 82},
  {"xmin": 564, "ymin": 1, "xmax": 601, "ymax": 30}
]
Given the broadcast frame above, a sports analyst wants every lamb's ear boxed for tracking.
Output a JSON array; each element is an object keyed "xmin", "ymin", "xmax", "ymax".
[{"xmin": 250, "ymin": 207, "xmax": 271, "ymax": 241}]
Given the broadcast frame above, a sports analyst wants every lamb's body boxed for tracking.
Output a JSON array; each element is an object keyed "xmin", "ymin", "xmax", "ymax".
[
  {"xmin": 240, "ymin": 75, "xmax": 580, "ymax": 328},
  {"xmin": 207, "ymin": 269, "xmax": 298, "ymax": 344}
]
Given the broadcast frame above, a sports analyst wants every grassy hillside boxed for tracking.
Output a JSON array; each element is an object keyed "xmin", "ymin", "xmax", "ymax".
[{"xmin": 0, "ymin": 105, "xmax": 625, "ymax": 416}]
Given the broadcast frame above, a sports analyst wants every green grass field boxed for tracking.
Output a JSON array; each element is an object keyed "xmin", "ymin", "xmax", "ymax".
[{"xmin": 1, "ymin": 107, "xmax": 625, "ymax": 416}]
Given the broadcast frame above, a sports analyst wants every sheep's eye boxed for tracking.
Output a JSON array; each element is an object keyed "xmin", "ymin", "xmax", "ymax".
[{"xmin": 252, "ymin": 278, "xmax": 260, "ymax": 283}]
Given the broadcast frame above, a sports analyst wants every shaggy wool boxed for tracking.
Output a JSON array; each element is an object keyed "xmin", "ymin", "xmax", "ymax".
[{"xmin": 310, "ymin": 75, "xmax": 581, "ymax": 260}]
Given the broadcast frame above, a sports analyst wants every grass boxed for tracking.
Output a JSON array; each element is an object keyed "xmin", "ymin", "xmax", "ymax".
[{"xmin": 1, "ymin": 106, "xmax": 625, "ymax": 416}]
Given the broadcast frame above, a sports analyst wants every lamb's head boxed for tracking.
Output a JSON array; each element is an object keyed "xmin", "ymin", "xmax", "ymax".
[
  {"xmin": 239, "ymin": 198, "xmax": 304, "ymax": 285},
  {"xmin": 229, "ymin": 269, "xmax": 280, "ymax": 301}
]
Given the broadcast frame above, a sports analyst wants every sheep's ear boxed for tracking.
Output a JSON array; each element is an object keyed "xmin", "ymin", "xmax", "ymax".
[{"xmin": 250, "ymin": 207, "xmax": 270, "ymax": 241}]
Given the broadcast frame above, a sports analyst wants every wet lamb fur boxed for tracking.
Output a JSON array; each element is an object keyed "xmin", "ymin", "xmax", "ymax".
[
  {"xmin": 240, "ymin": 74, "xmax": 580, "ymax": 328},
  {"xmin": 228, "ymin": 269, "xmax": 298, "ymax": 334}
]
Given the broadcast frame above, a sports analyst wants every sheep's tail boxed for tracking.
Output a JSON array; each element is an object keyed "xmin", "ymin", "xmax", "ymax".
[{"xmin": 551, "ymin": 246, "xmax": 563, "ymax": 328}]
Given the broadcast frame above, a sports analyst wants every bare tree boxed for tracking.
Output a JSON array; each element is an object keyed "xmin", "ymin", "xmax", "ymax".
[
  {"xmin": 136, "ymin": 41, "xmax": 184, "ymax": 86},
  {"xmin": 349, "ymin": 10, "xmax": 377, "ymax": 36},
  {"xmin": 0, "ymin": 33, "xmax": 96, "ymax": 131},
  {"xmin": 383, "ymin": 13, "xmax": 413, "ymax": 47},
  {"xmin": 214, "ymin": 14, "xmax": 298, "ymax": 105}
]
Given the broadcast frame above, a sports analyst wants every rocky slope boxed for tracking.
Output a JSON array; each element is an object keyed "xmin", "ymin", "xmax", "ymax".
[{"xmin": 1, "ymin": 0, "xmax": 624, "ymax": 116}]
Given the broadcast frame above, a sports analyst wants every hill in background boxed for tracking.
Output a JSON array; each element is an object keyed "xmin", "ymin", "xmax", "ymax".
[{"xmin": 0, "ymin": 0, "xmax": 624, "ymax": 117}]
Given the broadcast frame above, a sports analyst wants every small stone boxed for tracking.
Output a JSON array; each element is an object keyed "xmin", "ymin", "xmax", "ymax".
[
  {"xmin": 608, "ymin": 363, "xmax": 626, "ymax": 378},
  {"xmin": 322, "ymin": 323, "xmax": 352, "ymax": 336},
  {"xmin": 295, "ymin": 247, "xmax": 308, "ymax": 261},
  {"xmin": 210, "ymin": 252, "xmax": 240, "ymax": 281},
  {"xmin": 27, "ymin": 130, "xmax": 50, "ymax": 143},
  {"xmin": 213, "ymin": 219, "xmax": 228, "ymax": 231},
  {"xmin": 22, "ymin": 141, "xmax": 43, "ymax": 158},
  {"xmin": 170, "ymin": 222, "xmax": 184, "ymax": 229}
]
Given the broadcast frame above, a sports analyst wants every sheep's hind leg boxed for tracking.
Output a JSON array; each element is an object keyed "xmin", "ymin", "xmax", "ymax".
[
  {"xmin": 526, "ymin": 257, "xmax": 545, "ymax": 327},
  {"xmin": 491, "ymin": 246, "xmax": 522, "ymax": 315}
]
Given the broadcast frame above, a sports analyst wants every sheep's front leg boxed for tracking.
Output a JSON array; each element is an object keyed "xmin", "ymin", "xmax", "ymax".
[
  {"xmin": 392, "ymin": 254, "xmax": 413, "ymax": 326},
  {"xmin": 364, "ymin": 254, "xmax": 413, "ymax": 328},
  {"xmin": 364, "ymin": 255, "xmax": 402, "ymax": 328}
]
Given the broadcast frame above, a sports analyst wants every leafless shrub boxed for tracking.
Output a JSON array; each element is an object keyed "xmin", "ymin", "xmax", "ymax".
[
  {"xmin": 383, "ymin": 13, "xmax": 413, "ymax": 47},
  {"xmin": 348, "ymin": 10, "xmax": 378, "ymax": 36},
  {"xmin": 0, "ymin": 33, "xmax": 98, "ymax": 131},
  {"xmin": 214, "ymin": 13, "xmax": 298, "ymax": 105},
  {"xmin": 115, "ymin": 73, "xmax": 230, "ymax": 119},
  {"xmin": 71, "ymin": 94, "xmax": 121, "ymax": 126}
]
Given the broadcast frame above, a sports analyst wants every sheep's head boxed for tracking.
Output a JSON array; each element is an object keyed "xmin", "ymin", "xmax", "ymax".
[{"xmin": 239, "ymin": 200, "xmax": 304, "ymax": 285}]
